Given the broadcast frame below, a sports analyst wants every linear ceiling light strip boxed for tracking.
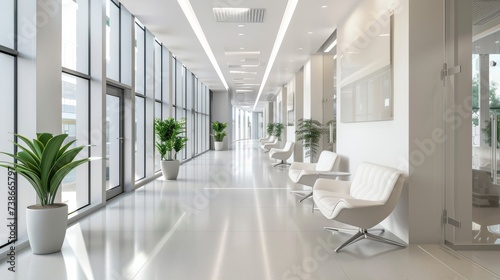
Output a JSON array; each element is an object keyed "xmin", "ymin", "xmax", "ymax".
[
  {"xmin": 253, "ymin": 0, "xmax": 299, "ymax": 111},
  {"xmin": 178, "ymin": 0, "xmax": 229, "ymax": 90}
]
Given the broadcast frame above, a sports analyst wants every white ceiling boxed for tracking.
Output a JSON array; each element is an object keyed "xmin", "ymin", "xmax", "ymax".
[{"xmin": 119, "ymin": 0, "xmax": 356, "ymax": 111}]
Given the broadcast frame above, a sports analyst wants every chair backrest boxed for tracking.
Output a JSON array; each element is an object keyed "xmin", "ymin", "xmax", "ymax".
[
  {"xmin": 269, "ymin": 136, "xmax": 276, "ymax": 142},
  {"xmin": 315, "ymin": 151, "xmax": 338, "ymax": 172},
  {"xmin": 350, "ymin": 162, "xmax": 402, "ymax": 202},
  {"xmin": 283, "ymin": 141, "xmax": 294, "ymax": 151}
]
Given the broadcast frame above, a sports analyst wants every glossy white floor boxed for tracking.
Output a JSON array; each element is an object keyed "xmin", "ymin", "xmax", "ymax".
[{"xmin": 1, "ymin": 140, "xmax": 500, "ymax": 280}]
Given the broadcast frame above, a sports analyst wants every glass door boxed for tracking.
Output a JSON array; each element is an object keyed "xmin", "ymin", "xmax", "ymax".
[
  {"xmin": 471, "ymin": 30, "xmax": 500, "ymax": 244},
  {"xmin": 445, "ymin": 0, "xmax": 500, "ymax": 247},
  {"xmin": 106, "ymin": 86, "xmax": 124, "ymax": 199}
]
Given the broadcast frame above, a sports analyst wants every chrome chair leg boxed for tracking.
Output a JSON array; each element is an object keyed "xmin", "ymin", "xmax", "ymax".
[
  {"xmin": 299, "ymin": 192, "xmax": 313, "ymax": 202},
  {"xmin": 290, "ymin": 190, "xmax": 310, "ymax": 197},
  {"xmin": 273, "ymin": 161, "xmax": 291, "ymax": 167},
  {"xmin": 324, "ymin": 228, "xmax": 405, "ymax": 252}
]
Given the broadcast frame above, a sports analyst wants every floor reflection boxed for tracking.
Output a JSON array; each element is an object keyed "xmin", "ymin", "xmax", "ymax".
[{"xmin": 472, "ymin": 169, "xmax": 500, "ymax": 244}]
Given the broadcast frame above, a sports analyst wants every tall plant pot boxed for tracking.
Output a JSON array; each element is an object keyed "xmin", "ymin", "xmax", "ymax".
[
  {"xmin": 26, "ymin": 203, "xmax": 68, "ymax": 255},
  {"xmin": 214, "ymin": 141, "xmax": 224, "ymax": 151},
  {"xmin": 161, "ymin": 160, "xmax": 180, "ymax": 180}
]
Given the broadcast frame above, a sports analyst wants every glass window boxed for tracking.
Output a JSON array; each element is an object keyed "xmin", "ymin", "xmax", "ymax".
[
  {"xmin": 62, "ymin": 0, "xmax": 89, "ymax": 74},
  {"xmin": 0, "ymin": 0, "xmax": 14, "ymax": 49},
  {"xmin": 135, "ymin": 96, "xmax": 146, "ymax": 180},
  {"xmin": 135, "ymin": 23, "xmax": 145, "ymax": 95},
  {"xmin": 61, "ymin": 73, "xmax": 90, "ymax": 213},
  {"xmin": 106, "ymin": 0, "xmax": 120, "ymax": 81},
  {"xmin": 0, "ymin": 54, "xmax": 15, "ymax": 248},
  {"xmin": 161, "ymin": 47, "xmax": 171, "ymax": 117},
  {"xmin": 155, "ymin": 101, "xmax": 162, "ymax": 171},
  {"xmin": 175, "ymin": 60, "xmax": 184, "ymax": 110},
  {"xmin": 120, "ymin": 6, "xmax": 133, "ymax": 85},
  {"xmin": 155, "ymin": 41, "xmax": 162, "ymax": 101}
]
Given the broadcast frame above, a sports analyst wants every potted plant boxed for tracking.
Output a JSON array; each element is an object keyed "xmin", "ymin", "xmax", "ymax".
[
  {"xmin": 267, "ymin": 123, "xmax": 275, "ymax": 138},
  {"xmin": 155, "ymin": 118, "xmax": 188, "ymax": 180},
  {"xmin": 295, "ymin": 118, "xmax": 329, "ymax": 160},
  {"xmin": 211, "ymin": 121, "xmax": 227, "ymax": 151},
  {"xmin": 0, "ymin": 133, "xmax": 91, "ymax": 254},
  {"xmin": 274, "ymin": 123, "xmax": 284, "ymax": 141}
]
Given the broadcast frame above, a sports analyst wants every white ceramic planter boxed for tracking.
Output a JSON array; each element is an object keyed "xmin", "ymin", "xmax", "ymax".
[
  {"xmin": 26, "ymin": 203, "xmax": 68, "ymax": 255},
  {"xmin": 214, "ymin": 141, "xmax": 224, "ymax": 151},
  {"xmin": 161, "ymin": 160, "xmax": 180, "ymax": 180}
]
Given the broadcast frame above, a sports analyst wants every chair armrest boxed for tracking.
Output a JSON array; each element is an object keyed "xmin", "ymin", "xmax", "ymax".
[
  {"xmin": 299, "ymin": 170, "xmax": 350, "ymax": 179},
  {"xmin": 340, "ymin": 198, "xmax": 384, "ymax": 209},
  {"xmin": 317, "ymin": 171, "xmax": 350, "ymax": 179},
  {"xmin": 313, "ymin": 178, "xmax": 352, "ymax": 194},
  {"xmin": 269, "ymin": 148, "xmax": 280, "ymax": 153},
  {"xmin": 290, "ymin": 162, "xmax": 316, "ymax": 171}
]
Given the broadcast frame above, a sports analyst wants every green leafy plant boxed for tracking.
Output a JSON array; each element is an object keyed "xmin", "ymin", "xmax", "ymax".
[
  {"xmin": 0, "ymin": 133, "xmax": 91, "ymax": 206},
  {"xmin": 482, "ymin": 119, "xmax": 500, "ymax": 147},
  {"xmin": 211, "ymin": 121, "xmax": 228, "ymax": 142},
  {"xmin": 274, "ymin": 123, "xmax": 284, "ymax": 141},
  {"xmin": 295, "ymin": 119, "xmax": 328, "ymax": 159},
  {"xmin": 266, "ymin": 123, "xmax": 275, "ymax": 137},
  {"xmin": 155, "ymin": 118, "xmax": 188, "ymax": 160}
]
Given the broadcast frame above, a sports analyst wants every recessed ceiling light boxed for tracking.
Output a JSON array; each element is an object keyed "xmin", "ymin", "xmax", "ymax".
[
  {"xmin": 496, "ymin": 41, "xmax": 500, "ymax": 44},
  {"xmin": 308, "ymin": 31, "xmax": 313, "ymax": 35},
  {"xmin": 225, "ymin": 50, "xmax": 261, "ymax": 55},
  {"xmin": 230, "ymin": 70, "xmax": 257, "ymax": 74},
  {"xmin": 240, "ymin": 47, "xmax": 245, "ymax": 50},
  {"xmin": 321, "ymin": 5, "xmax": 328, "ymax": 8},
  {"xmin": 238, "ymin": 33, "xmax": 244, "ymax": 36},
  {"xmin": 298, "ymin": 47, "xmax": 303, "ymax": 50},
  {"xmin": 238, "ymin": 24, "xmax": 245, "ymax": 27}
]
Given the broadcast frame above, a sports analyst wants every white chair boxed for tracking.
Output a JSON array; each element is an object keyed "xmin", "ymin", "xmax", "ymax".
[
  {"xmin": 259, "ymin": 135, "xmax": 275, "ymax": 144},
  {"xmin": 313, "ymin": 162, "xmax": 406, "ymax": 252},
  {"xmin": 289, "ymin": 151, "xmax": 348, "ymax": 203},
  {"xmin": 260, "ymin": 138, "xmax": 279, "ymax": 152},
  {"xmin": 260, "ymin": 135, "xmax": 276, "ymax": 145},
  {"xmin": 269, "ymin": 141, "xmax": 294, "ymax": 167}
]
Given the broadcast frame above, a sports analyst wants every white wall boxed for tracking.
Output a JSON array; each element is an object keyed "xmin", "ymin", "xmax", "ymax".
[
  {"xmin": 336, "ymin": 0, "xmax": 410, "ymax": 242},
  {"xmin": 292, "ymin": 71, "xmax": 304, "ymax": 162}
]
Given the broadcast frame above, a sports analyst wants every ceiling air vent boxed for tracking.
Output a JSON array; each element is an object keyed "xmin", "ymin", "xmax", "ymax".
[
  {"xmin": 213, "ymin": 8, "xmax": 266, "ymax": 23},
  {"xmin": 473, "ymin": 0, "xmax": 500, "ymax": 25}
]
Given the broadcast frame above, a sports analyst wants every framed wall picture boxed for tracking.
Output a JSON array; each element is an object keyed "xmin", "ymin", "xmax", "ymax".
[{"xmin": 340, "ymin": 12, "xmax": 393, "ymax": 123}]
